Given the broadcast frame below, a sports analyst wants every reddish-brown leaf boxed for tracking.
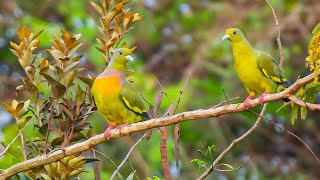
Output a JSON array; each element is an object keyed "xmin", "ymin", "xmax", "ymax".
[
  {"xmin": 51, "ymin": 34, "xmax": 64, "ymax": 52},
  {"xmin": 114, "ymin": 2, "xmax": 123, "ymax": 12},
  {"xmin": 154, "ymin": 92, "xmax": 163, "ymax": 117},
  {"xmin": 121, "ymin": 42, "xmax": 127, "ymax": 48},
  {"xmin": 146, "ymin": 106, "xmax": 154, "ymax": 141},
  {"xmin": 0, "ymin": 103, "xmax": 17, "ymax": 117},
  {"xmin": 17, "ymin": 26, "xmax": 31, "ymax": 42},
  {"xmin": 95, "ymin": 46, "xmax": 106, "ymax": 54},
  {"xmin": 60, "ymin": 29, "xmax": 70, "ymax": 44},
  {"xmin": 78, "ymin": 76, "xmax": 95, "ymax": 87},
  {"xmin": 147, "ymin": 105, "xmax": 154, "ymax": 119},
  {"xmin": 100, "ymin": 0, "xmax": 109, "ymax": 12},
  {"xmin": 115, "ymin": 12, "xmax": 124, "ymax": 25},
  {"xmin": 146, "ymin": 129, "xmax": 153, "ymax": 140},
  {"xmin": 123, "ymin": 16, "xmax": 132, "ymax": 30},
  {"xmin": 123, "ymin": 0, "xmax": 132, "ymax": 5},
  {"xmin": 160, "ymin": 127, "xmax": 171, "ymax": 180},
  {"xmin": 132, "ymin": 13, "xmax": 143, "ymax": 22},
  {"xmin": 58, "ymin": 103, "xmax": 74, "ymax": 120},
  {"xmin": 174, "ymin": 123, "xmax": 180, "ymax": 170},
  {"xmin": 90, "ymin": 2, "xmax": 104, "ymax": 16},
  {"xmin": 103, "ymin": 11, "xmax": 117, "ymax": 25},
  {"xmin": 96, "ymin": 37, "xmax": 106, "ymax": 46},
  {"xmin": 130, "ymin": 46, "xmax": 137, "ymax": 52},
  {"xmin": 15, "ymin": 101, "xmax": 25, "ymax": 114}
]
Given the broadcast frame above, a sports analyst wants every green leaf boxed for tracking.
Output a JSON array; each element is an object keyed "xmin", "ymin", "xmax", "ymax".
[
  {"xmin": 55, "ymin": 66, "xmax": 64, "ymax": 82},
  {"xmin": 71, "ymin": 132, "xmax": 86, "ymax": 142},
  {"xmin": 40, "ymin": 174, "xmax": 52, "ymax": 180},
  {"xmin": 64, "ymin": 70, "xmax": 77, "ymax": 87},
  {"xmin": 78, "ymin": 76, "xmax": 95, "ymax": 87},
  {"xmin": 41, "ymin": 73, "xmax": 66, "ymax": 99},
  {"xmin": 15, "ymin": 102, "xmax": 25, "ymax": 114},
  {"xmin": 51, "ymin": 136, "xmax": 64, "ymax": 148},
  {"xmin": 126, "ymin": 171, "xmax": 136, "ymax": 180},
  {"xmin": 300, "ymin": 107, "xmax": 307, "ymax": 120},
  {"xmin": 216, "ymin": 163, "xmax": 234, "ymax": 170},
  {"xmin": 39, "ymin": 123, "xmax": 49, "ymax": 136},
  {"xmin": 191, "ymin": 159, "xmax": 206, "ymax": 166},
  {"xmin": 68, "ymin": 43, "xmax": 83, "ymax": 57},
  {"xmin": 312, "ymin": 23, "xmax": 320, "ymax": 34},
  {"xmin": 63, "ymin": 62, "xmax": 79, "ymax": 73},
  {"xmin": 83, "ymin": 158, "xmax": 100, "ymax": 164},
  {"xmin": 76, "ymin": 84, "xmax": 85, "ymax": 107},
  {"xmin": 32, "ymin": 29, "xmax": 44, "ymax": 40},
  {"xmin": 291, "ymin": 105, "xmax": 299, "ymax": 125}
]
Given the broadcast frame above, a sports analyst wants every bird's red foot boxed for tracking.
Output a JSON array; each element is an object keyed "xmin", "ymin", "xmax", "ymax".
[
  {"xmin": 116, "ymin": 123, "xmax": 128, "ymax": 135},
  {"xmin": 104, "ymin": 125, "xmax": 114, "ymax": 139},
  {"xmin": 243, "ymin": 96, "xmax": 253, "ymax": 110},
  {"xmin": 259, "ymin": 92, "xmax": 268, "ymax": 104}
]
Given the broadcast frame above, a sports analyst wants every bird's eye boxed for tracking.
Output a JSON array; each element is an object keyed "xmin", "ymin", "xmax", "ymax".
[
  {"xmin": 119, "ymin": 51, "xmax": 123, "ymax": 55},
  {"xmin": 233, "ymin": 31, "xmax": 237, "ymax": 35}
]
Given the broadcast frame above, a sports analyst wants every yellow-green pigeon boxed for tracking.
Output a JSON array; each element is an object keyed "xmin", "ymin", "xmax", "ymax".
[
  {"xmin": 222, "ymin": 28, "xmax": 290, "ymax": 109},
  {"xmin": 91, "ymin": 48, "xmax": 150, "ymax": 138}
]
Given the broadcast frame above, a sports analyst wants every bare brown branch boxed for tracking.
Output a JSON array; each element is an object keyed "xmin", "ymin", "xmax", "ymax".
[
  {"xmin": 265, "ymin": 0, "xmax": 285, "ymax": 69},
  {"xmin": 0, "ymin": 73, "xmax": 319, "ymax": 179}
]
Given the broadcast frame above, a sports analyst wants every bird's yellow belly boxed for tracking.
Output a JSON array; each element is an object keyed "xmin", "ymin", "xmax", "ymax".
[{"xmin": 235, "ymin": 59, "xmax": 274, "ymax": 96}]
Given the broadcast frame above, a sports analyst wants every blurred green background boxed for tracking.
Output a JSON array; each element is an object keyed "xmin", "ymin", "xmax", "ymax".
[{"xmin": 1, "ymin": 0, "xmax": 320, "ymax": 179}]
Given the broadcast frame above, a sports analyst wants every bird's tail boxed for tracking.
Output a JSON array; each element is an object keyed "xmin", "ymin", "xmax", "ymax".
[
  {"xmin": 141, "ymin": 112, "xmax": 152, "ymax": 120},
  {"xmin": 279, "ymin": 79, "xmax": 291, "ymax": 102},
  {"xmin": 282, "ymin": 79, "xmax": 291, "ymax": 88}
]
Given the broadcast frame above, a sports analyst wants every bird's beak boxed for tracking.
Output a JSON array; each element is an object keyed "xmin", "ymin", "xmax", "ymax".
[
  {"xmin": 125, "ymin": 55, "xmax": 134, "ymax": 61},
  {"xmin": 222, "ymin": 34, "xmax": 230, "ymax": 41}
]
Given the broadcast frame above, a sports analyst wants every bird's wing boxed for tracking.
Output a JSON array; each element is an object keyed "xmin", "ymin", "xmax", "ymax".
[
  {"xmin": 119, "ymin": 81, "xmax": 148, "ymax": 116},
  {"xmin": 256, "ymin": 50, "xmax": 288, "ymax": 86}
]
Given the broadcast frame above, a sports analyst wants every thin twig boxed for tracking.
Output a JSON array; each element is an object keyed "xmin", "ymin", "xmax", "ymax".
[
  {"xmin": 265, "ymin": 0, "xmax": 284, "ymax": 69},
  {"xmin": 110, "ymin": 133, "xmax": 147, "ymax": 180},
  {"xmin": 248, "ymin": 110, "xmax": 320, "ymax": 165},
  {"xmin": 139, "ymin": 93, "xmax": 154, "ymax": 109},
  {"xmin": 197, "ymin": 104, "xmax": 268, "ymax": 180},
  {"xmin": 210, "ymin": 96, "xmax": 240, "ymax": 109},
  {"xmin": 92, "ymin": 149, "xmax": 101, "ymax": 180},
  {"xmin": 153, "ymin": 75, "xmax": 174, "ymax": 103},
  {"xmin": 93, "ymin": 149, "xmax": 119, "ymax": 170},
  {"xmin": 44, "ymin": 103, "xmax": 54, "ymax": 154},
  {"xmin": 173, "ymin": 72, "xmax": 191, "ymax": 114},
  {"xmin": 222, "ymin": 89, "xmax": 230, "ymax": 105},
  {"xmin": 213, "ymin": 155, "xmax": 253, "ymax": 172},
  {"xmin": 128, "ymin": 159, "xmax": 140, "ymax": 180},
  {"xmin": 0, "ymin": 128, "xmax": 25, "ymax": 158},
  {"xmin": 19, "ymin": 133, "xmax": 27, "ymax": 161},
  {"xmin": 93, "ymin": 149, "xmax": 123, "ymax": 179}
]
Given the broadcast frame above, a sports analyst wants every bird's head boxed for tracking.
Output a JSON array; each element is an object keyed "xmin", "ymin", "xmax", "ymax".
[
  {"xmin": 108, "ymin": 48, "xmax": 133, "ymax": 70},
  {"xmin": 112, "ymin": 48, "xmax": 133, "ymax": 64},
  {"xmin": 222, "ymin": 28, "xmax": 244, "ymax": 43}
]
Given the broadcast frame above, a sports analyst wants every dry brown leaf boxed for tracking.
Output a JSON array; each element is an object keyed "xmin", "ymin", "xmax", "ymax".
[
  {"xmin": 90, "ymin": 2, "xmax": 104, "ymax": 16},
  {"xmin": 174, "ymin": 123, "xmax": 180, "ymax": 170},
  {"xmin": 160, "ymin": 127, "xmax": 171, "ymax": 180}
]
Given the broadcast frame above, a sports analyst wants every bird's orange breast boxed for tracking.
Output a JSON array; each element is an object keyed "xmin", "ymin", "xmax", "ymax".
[{"xmin": 92, "ymin": 76, "xmax": 122, "ymax": 96}]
